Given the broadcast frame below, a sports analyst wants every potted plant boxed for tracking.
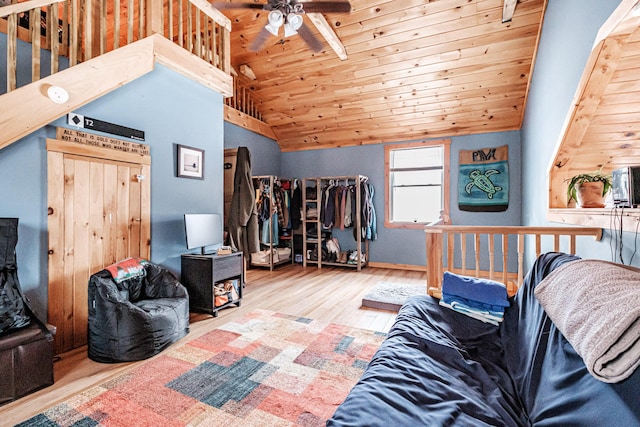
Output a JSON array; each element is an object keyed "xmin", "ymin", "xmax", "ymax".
[{"xmin": 566, "ymin": 168, "xmax": 612, "ymax": 208}]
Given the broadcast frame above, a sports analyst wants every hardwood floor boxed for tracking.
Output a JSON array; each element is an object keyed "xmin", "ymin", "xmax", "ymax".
[{"xmin": 1, "ymin": 264, "xmax": 425, "ymax": 425}]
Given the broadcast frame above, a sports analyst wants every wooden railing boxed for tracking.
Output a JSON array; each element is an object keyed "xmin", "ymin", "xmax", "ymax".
[
  {"xmin": 1, "ymin": 0, "xmax": 69, "ymax": 92},
  {"xmin": 0, "ymin": 0, "xmax": 231, "ymax": 94},
  {"xmin": 425, "ymin": 225, "xmax": 603, "ymax": 298},
  {"xmin": 157, "ymin": 0, "xmax": 231, "ymax": 74},
  {"xmin": 224, "ymin": 78, "xmax": 264, "ymax": 122}
]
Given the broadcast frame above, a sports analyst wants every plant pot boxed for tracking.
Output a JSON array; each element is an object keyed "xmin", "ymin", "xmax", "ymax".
[{"xmin": 576, "ymin": 182, "xmax": 605, "ymax": 208}]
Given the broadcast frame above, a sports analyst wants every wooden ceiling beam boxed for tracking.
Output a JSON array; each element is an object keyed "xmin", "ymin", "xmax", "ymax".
[
  {"xmin": 502, "ymin": 0, "xmax": 518, "ymax": 23},
  {"xmin": 306, "ymin": 13, "xmax": 347, "ymax": 60}
]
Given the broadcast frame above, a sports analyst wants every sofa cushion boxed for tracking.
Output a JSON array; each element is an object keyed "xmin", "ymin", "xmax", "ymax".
[
  {"xmin": 500, "ymin": 252, "xmax": 579, "ymax": 405},
  {"xmin": 106, "ymin": 257, "xmax": 147, "ymax": 282},
  {"xmin": 105, "ymin": 257, "xmax": 148, "ymax": 302}
]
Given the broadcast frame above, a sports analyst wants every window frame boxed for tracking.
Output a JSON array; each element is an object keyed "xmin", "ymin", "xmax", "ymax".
[{"xmin": 384, "ymin": 139, "xmax": 451, "ymax": 229}]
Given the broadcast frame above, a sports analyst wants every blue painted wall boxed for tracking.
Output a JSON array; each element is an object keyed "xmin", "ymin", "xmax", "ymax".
[
  {"xmin": 0, "ymin": 64, "xmax": 224, "ymax": 318},
  {"xmin": 223, "ymin": 122, "xmax": 281, "ymax": 176},
  {"xmin": 521, "ymin": 0, "xmax": 629, "ymax": 264},
  {"xmin": 0, "ymin": 130, "xmax": 49, "ymax": 316},
  {"xmin": 280, "ymin": 131, "xmax": 521, "ymax": 266}
]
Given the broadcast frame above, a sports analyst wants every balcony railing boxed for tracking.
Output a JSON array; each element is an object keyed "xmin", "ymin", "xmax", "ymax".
[
  {"xmin": 0, "ymin": 0, "xmax": 231, "ymax": 95},
  {"xmin": 224, "ymin": 78, "xmax": 264, "ymax": 122},
  {"xmin": 425, "ymin": 225, "xmax": 603, "ymax": 298}
]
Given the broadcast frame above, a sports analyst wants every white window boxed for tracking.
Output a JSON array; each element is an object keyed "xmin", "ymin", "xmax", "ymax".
[{"xmin": 385, "ymin": 140, "xmax": 450, "ymax": 228}]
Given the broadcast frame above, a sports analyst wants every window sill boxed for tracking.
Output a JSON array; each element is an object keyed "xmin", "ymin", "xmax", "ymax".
[{"xmin": 384, "ymin": 220, "xmax": 432, "ymax": 230}]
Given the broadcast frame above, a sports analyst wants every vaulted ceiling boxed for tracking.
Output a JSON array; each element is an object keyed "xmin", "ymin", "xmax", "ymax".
[{"xmin": 214, "ymin": 0, "xmax": 547, "ymax": 151}]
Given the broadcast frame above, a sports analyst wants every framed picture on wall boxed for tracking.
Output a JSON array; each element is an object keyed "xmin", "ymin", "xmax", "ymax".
[{"xmin": 177, "ymin": 144, "xmax": 204, "ymax": 179}]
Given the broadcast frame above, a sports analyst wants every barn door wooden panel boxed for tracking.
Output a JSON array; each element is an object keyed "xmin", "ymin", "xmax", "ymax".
[{"xmin": 47, "ymin": 139, "xmax": 150, "ymax": 354}]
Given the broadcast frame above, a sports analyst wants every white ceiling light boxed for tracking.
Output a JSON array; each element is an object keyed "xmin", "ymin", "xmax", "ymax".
[
  {"xmin": 47, "ymin": 85, "xmax": 69, "ymax": 104},
  {"xmin": 265, "ymin": 10, "xmax": 284, "ymax": 36},
  {"xmin": 284, "ymin": 13, "xmax": 304, "ymax": 37}
]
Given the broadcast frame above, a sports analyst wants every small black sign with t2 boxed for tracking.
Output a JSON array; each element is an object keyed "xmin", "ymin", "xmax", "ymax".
[{"xmin": 67, "ymin": 113, "xmax": 145, "ymax": 141}]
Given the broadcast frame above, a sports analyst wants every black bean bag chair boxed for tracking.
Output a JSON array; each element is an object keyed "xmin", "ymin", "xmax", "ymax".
[{"xmin": 88, "ymin": 258, "xmax": 189, "ymax": 363}]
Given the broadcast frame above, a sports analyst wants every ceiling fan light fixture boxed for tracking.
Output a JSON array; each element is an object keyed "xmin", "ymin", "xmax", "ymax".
[
  {"xmin": 284, "ymin": 13, "xmax": 303, "ymax": 37},
  {"xmin": 265, "ymin": 9, "xmax": 284, "ymax": 36}
]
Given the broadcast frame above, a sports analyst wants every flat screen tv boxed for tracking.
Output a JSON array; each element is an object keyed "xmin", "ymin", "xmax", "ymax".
[{"xmin": 184, "ymin": 213, "xmax": 223, "ymax": 255}]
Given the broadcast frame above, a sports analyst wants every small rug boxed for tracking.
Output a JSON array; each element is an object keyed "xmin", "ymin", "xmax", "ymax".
[
  {"xmin": 361, "ymin": 282, "xmax": 425, "ymax": 312},
  {"xmin": 16, "ymin": 310, "xmax": 386, "ymax": 427}
]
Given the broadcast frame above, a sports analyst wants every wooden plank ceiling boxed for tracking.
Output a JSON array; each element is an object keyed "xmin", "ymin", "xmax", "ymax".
[{"xmin": 215, "ymin": 0, "xmax": 547, "ymax": 151}]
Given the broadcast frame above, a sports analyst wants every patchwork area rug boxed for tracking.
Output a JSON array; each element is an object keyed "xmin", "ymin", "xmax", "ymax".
[
  {"xmin": 361, "ymin": 281, "xmax": 425, "ymax": 312},
  {"xmin": 16, "ymin": 310, "xmax": 386, "ymax": 427}
]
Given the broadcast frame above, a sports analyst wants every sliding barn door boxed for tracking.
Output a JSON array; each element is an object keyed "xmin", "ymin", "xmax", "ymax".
[{"xmin": 47, "ymin": 139, "xmax": 150, "ymax": 354}]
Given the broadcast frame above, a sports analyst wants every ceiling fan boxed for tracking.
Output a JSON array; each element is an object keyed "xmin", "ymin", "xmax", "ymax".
[{"xmin": 213, "ymin": 0, "xmax": 351, "ymax": 52}]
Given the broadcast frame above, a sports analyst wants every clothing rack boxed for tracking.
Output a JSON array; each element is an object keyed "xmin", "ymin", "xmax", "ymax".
[
  {"xmin": 251, "ymin": 175, "xmax": 294, "ymax": 270},
  {"xmin": 301, "ymin": 175, "xmax": 372, "ymax": 271}
]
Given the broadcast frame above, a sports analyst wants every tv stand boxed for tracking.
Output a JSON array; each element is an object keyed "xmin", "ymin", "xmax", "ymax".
[{"xmin": 180, "ymin": 252, "xmax": 243, "ymax": 317}]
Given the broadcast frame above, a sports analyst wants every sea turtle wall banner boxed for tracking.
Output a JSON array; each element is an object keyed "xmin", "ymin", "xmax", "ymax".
[{"xmin": 458, "ymin": 145, "xmax": 509, "ymax": 212}]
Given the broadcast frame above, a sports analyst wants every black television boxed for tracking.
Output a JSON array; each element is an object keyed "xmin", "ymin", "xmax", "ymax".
[{"xmin": 184, "ymin": 213, "xmax": 223, "ymax": 255}]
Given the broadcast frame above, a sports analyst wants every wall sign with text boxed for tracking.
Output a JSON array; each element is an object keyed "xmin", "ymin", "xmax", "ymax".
[
  {"xmin": 56, "ymin": 127, "xmax": 150, "ymax": 156},
  {"xmin": 68, "ymin": 113, "xmax": 145, "ymax": 141}
]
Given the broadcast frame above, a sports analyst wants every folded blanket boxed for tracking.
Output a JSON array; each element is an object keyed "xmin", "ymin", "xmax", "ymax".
[
  {"xmin": 535, "ymin": 259, "xmax": 640, "ymax": 383},
  {"xmin": 441, "ymin": 293, "xmax": 507, "ymax": 313},
  {"xmin": 439, "ymin": 300, "xmax": 503, "ymax": 326},
  {"xmin": 442, "ymin": 272, "xmax": 509, "ymax": 308}
]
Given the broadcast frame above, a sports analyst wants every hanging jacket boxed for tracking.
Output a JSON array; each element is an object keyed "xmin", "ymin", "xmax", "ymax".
[
  {"xmin": 228, "ymin": 147, "xmax": 260, "ymax": 254},
  {"xmin": 291, "ymin": 183, "xmax": 302, "ymax": 230}
]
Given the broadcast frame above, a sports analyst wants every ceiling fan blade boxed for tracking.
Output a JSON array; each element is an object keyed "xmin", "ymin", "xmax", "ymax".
[
  {"xmin": 211, "ymin": 2, "xmax": 266, "ymax": 10},
  {"xmin": 296, "ymin": 22, "xmax": 324, "ymax": 52},
  {"xmin": 297, "ymin": 1, "xmax": 351, "ymax": 13},
  {"xmin": 249, "ymin": 26, "xmax": 272, "ymax": 52}
]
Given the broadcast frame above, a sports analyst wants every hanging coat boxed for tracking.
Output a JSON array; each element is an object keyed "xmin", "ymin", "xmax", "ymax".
[
  {"xmin": 228, "ymin": 147, "xmax": 260, "ymax": 256},
  {"xmin": 291, "ymin": 183, "xmax": 302, "ymax": 230}
]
